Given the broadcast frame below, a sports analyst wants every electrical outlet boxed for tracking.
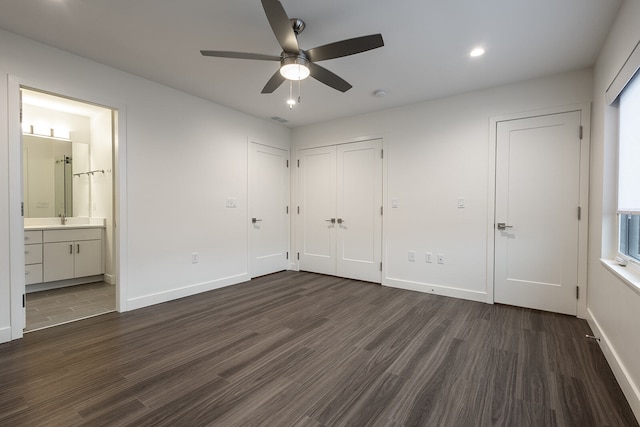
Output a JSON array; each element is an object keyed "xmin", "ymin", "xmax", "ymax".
[
  {"xmin": 437, "ymin": 254, "xmax": 445, "ymax": 264},
  {"xmin": 192, "ymin": 252, "xmax": 199, "ymax": 264},
  {"xmin": 425, "ymin": 252, "xmax": 432, "ymax": 263},
  {"xmin": 408, "ymin": 251, "xmax": 416, "ymax": 262}
]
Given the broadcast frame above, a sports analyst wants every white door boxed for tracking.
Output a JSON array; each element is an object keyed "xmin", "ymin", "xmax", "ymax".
[
  {"xmin": 336, "ymin": 140, "xmax": 383, "ymax": 282},
  {"xmin": 494, "ymin": 111, "xmax": 581, "ymax": 315},
  {"xmin": 298, "ymin": 140, "xmax": 382, "ymax": 283},
  {"xmin": 249, "ymin": 143, "xmax": 289, "ymax": 278},
  {"xmin": 298, "ymin": 145, "xmax": 337, "ymax": 274}
]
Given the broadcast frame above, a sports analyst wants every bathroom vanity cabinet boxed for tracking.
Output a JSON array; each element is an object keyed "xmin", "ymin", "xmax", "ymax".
[{"xmin": 24, "ymin": 226, "xmax": 104, "ymax": 290}]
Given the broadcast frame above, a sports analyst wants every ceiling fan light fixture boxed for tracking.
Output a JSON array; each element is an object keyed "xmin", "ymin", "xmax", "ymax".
[{"xmin": 280, "ymin": 55, "xmax": 310, "ymax": 80}]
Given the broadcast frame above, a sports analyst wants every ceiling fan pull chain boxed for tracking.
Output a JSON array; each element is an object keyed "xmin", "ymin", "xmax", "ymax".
[
  {"xmin": 288, "ymin": 80, "xmax": 294, "ymax": 109},
  {"xmin": 298, "ymin": 77, "xmax": 302, "ymax": 104}
]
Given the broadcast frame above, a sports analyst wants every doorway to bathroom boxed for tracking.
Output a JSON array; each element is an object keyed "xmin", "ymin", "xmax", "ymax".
[{"xmin": 20, "ymin": 88, "xmax": 117, "ymax": 331}]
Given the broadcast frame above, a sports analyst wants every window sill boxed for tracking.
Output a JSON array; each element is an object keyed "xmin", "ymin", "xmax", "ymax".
[{"xmin": 600, "ymin": 258, "xmax": 640, "ymax": 295}]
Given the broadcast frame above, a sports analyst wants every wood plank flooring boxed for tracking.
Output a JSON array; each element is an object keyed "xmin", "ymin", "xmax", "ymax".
[
  {"xmin": 26, "ymin": 282, "xmax": 116, "ymax": 331},
  {"xmin": 0, "ymin": 271, "xmax": 637, "ymax": 426}
]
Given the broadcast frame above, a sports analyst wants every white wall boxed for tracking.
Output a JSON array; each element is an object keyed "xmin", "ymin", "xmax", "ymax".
[
  {"xmin": 292, "ymin": 69, "xmax": 593, "ymax": 302},
  {"xmin": 89, "ymin": 108, "xmax": 114, "ymax": 282},
  {"xmin": 588, "ymin": 0, "xmax": 640, "ymax": 419},
  {"xmin": 0, "ymin": 29, "xmax": 290, "ymax": 341}
]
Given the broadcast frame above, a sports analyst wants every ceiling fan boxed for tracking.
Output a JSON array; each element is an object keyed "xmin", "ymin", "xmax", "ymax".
[{"xmin": 200, "ymin": 0, "xmax": 384, "ymax": 94}]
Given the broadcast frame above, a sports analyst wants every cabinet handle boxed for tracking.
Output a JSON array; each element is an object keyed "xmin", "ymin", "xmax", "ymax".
[
  {"xmin": 69, "ymin": 244, "xmax": 73, "ymax": 254},
  {"xmin": 77, "ymin": 244, "xmax": 80, "ymax": 254}
]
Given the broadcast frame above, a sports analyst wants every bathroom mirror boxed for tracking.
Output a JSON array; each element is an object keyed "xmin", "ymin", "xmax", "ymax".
[{"xmin": 22, "ymin": 134, "xmax": 90, "ymax": 218}]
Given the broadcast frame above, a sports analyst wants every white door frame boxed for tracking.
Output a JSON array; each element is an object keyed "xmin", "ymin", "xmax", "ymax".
[
  {"xmin": 487, "ymin": 104, "xmax": 590, "ymax": 318},
  {"xmin": 247, "ymin": 139, "xmax": 290, "ymax": 278},
  {"xmin": 7, "ymin": 75, "xmax": 129, "ymax": 340}
]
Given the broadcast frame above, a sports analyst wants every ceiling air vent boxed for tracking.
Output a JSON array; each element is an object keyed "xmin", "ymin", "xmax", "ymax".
[{"xmin": 270, "ymin": 116, "xmax": 288, "ymax": 123}]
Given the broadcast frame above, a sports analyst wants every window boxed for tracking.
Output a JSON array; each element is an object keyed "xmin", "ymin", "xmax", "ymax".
[{"xmin": 618, "ymin": 71, "xmax": 640, "ymax": 263}]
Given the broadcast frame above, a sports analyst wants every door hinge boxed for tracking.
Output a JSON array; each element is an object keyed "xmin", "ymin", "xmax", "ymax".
[
  {"xmin": 23, "ymin": 294, "xmax": 26, "ymax": 308},
  {"xmin": 380, "ymin": 262, "xmax": 383, "ymax": 271},
  {"xmin": 286, "ymin": 252, "xmax": 289, "ymax": 260},
  {"xmin": 297, "ymin": 159, "xmax": 300, "ymax": 167},
  {"xmin": 286, "ymin": 160, "xmax": 289, "ymax": 168},
  {"xmin": 380, "ymin": 206, "xmax": 383, "ymax": 215},
  {"xmin": 578, "ymin": 206, "xmax": 582, "ymax": 221},
  {"xmin": 576, "ymin": 286, "xmax": 580, "ymax": 300},
  {"xmin": 286, "ymin": 206, "xmax": 289, "ymax": 214},
  {"xmin": 381, "ymin": 149, "xmax": 384, "ymax": 159},
  {"xmin": 579, "ymin": 125, "xmax": 583, "ymax": 140},
  {"xmin": 21, "ymin": 202, "xmax": 24, "ymax": 217},
  {"xmin": 297, "ymin": 252, "xmax": 300, "ymax": 260}
]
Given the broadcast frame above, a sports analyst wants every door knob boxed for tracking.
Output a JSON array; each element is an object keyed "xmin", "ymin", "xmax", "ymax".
[
  {"xmin": 252, "ymin": 218, "xmax": 263, "ymax": 224},
  {"xmin": 497, "ymin": 222, "xmax": 513, "ymax": 230},
  {"xmin": 325, "ymin": 218, "xmax": 336, "ymax": 224},
  {"xmin": 337, "ymin": 218, "xmax": 345, "ymax": 224}
]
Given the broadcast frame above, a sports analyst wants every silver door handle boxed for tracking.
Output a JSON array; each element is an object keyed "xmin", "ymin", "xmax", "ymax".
[
  {"xmin": 497, "ymin": 222, "xmax": 513, "ymax": 230},
  {"xmin": 252, "ymin": 218, "xmax": 262, "ymax": 224},
  {"xmin": 325, "ymin": 218, "xmax": 336, "ymax": 224},
  {"xmin": 337, "ymin": 218, "xmax": 345, "ymax": 224}
]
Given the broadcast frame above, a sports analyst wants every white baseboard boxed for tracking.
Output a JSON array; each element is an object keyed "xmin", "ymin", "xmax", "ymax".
[
  {"xmin": 0, "ymin": 326, "xmax": 12, "ymax": 344},
  {"xmin": 383, "ymin": 277, "xmax": 489, "ymax": 303},
  {"xmin": 104, "ymin": 273, "xmax": 116, "ymax": 285},
  {"xmin": 126, "ymin": 273, "xmax": 251, "ymax": 311},
  {"xmin": 587, "ymin": 308, "xmax": 640, "ymax": 422}
]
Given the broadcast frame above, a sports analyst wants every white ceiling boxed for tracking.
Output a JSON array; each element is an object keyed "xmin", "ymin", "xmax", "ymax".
[{"xmin": 0, "ymin": 0, "xmax": 622, "ymax": 128}]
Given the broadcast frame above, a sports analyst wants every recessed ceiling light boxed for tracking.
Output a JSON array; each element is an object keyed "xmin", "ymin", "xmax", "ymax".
[{"xmin": 470, "ymin": 47, "xmax": 485, "ymax": 57}]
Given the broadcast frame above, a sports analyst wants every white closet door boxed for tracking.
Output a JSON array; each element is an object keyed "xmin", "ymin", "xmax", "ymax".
[
  {"xmin": 298, "ymin": 146, "xmax": 337, "ymax": 275},
  {"xmin": 298, "ymin": 139, "xmax": 382, "ymax": 283},
  {"xmin": 249, "ymin": 143, "xmax": 289, "ymax": 278},
  {"xmin": 494, "ymin": 111, "xmax": 581, "ymax": 315},
  {"xmin": 336, "ymin": 140, "xmax": 382, "ymax": 282}
]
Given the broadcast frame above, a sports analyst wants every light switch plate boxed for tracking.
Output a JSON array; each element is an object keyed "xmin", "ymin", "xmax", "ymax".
[{"xmin": 226, "ymin": 198, "xmax": 237, "ymax": 208}]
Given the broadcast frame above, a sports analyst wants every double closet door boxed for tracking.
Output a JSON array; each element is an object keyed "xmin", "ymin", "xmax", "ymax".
[{"xmin": 297, "ymin": 139, "xmax": 382, "ymax": 283}]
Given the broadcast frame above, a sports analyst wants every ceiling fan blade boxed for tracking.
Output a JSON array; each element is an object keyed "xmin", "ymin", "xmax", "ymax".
[
  {"xmin": 308, "ymin": 63, "xmax": 352, "ymax": 92},
  {"xmin": 261, "ymin": 69, "xmax": 286, "ymax": 93},
  {"xmin": 306, "ymin": 34, "xmax": 384, "ymax": 62},
  {"xmin": 261, "ymin": 0, "xmax": 299, "ymax": 54},
  {"xmin": 200, "ymin": 50, "xmax": 280, "ymax": 61}
]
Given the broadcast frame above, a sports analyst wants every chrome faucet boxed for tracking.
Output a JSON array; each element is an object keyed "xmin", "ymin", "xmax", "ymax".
[{"xmin": 60, "ymin": 212, "xmax": 67, "ymax": 225}]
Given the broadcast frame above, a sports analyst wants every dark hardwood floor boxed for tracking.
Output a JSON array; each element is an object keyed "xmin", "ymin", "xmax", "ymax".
[{"xmin": 0, "ymin": 271, "xmax": 637, "ymax": 426}]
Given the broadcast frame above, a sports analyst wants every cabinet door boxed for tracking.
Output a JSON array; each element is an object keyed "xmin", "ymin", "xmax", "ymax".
[
  {"xmin": 74, "ymin": 239, "xmax": 103, "ymax": 277},
  {"xmin": 44, "ymin": 242, "xmax": 75, "ymax": 282}
]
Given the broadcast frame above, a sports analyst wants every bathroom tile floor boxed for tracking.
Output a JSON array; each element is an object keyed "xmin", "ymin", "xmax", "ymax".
[{"xmin": 25, "ymin": 282, "xmax": 116, "ymax": 332}]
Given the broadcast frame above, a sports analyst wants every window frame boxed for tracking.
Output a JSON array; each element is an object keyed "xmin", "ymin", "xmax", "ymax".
[{"xmin": 616, "ymin": 68, "xmax": 640, "ymax": 270}]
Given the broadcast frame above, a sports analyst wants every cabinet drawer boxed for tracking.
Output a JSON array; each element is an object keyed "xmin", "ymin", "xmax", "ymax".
[
  {"xmin": 24, "ymin": 230, "xmax": 43, "ymax": 244},
  {"xmin": 25, "ymin": 244, "xmax": 43, "ymax": 264},
  {"xmin": 25, "ymin": 263, "xmax": 43, "ymax": 285},
  {"xmin": 44, "ymin": 228, "xmax": 102, "ymax": 243}
]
